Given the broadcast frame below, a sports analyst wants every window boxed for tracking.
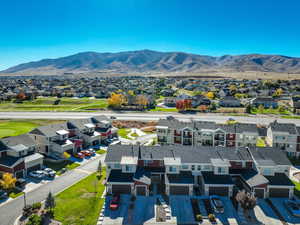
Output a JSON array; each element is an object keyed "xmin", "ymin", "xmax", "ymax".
[
  {"xmin": 169, "ymin": 166, "xmax": 177, "ymax": 172},
  {"xmin": 181, "ymin": 165, "xmax": 188, "ymax": 170},
  {"xmin": 263, "ymin": 168, "xmax": 273, "ymax": 176},
  {"xmin": 125, "ymin": 165, "xmax": 131, "ymax": 172},
  {"xmin": 114, "ymin": 163, "xmax": 121, "ymax": 169},
  {"xmin": 197, "ymin": 165, "xmax": 201, "ymax": 171},
  {"xmin": 217, "ymin": 167, "xmax": 226, "ymax": 174},
  {"xmin": 191, "ymin": 165, "xmax": 195, "ymax": 171},
  {"xmin": 202, "ymin": 165, "xmax": 211, "ymax": 171}
]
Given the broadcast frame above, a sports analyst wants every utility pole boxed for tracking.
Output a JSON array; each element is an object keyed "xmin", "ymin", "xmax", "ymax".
[{"xmin": 23, "ymin": 192, "xmax": 27, "ymax": 207}]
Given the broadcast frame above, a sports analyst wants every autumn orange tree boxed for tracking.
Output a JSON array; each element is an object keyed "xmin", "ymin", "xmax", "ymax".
[
  {"xmin": 176, "ymin": 99, "xmax": 192, "ymax": 111},
  {"xmin": 0, "ymin": 173, "xmax": 17, "ymax": 190},
  {"xmin": 136, "ymin": 95, "xmax": 148, "ymax": 109},
  {"xmin": 108, "ymin": 92, "xmax": 126, "ymax": 109}
]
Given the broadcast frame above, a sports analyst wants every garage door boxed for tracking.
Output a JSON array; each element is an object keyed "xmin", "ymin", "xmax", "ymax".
[
  {"xmin": 254, "ymin": 188, "xmax": 265, "ymax": 198},
  {"xmin": 169, "ymin": 185, "xmax": 189, "ymax": 195},
  {"xmin": 269, "ymin": 188, "xmax": 290, "ymax": 198},
  {"xmin": 112, "ymin": 184, "xmax": 131, "ymax": 194},
  {"xmin": 136, "ymin": 186, "xmax": 147, "ymax": 195},
  {"xmin": 26, "ymin": 164, "xmax": 41, "ymax": 174},
  {"xmin": 209, "ymin": 186, "xmax": 229, "ymax": 196}
]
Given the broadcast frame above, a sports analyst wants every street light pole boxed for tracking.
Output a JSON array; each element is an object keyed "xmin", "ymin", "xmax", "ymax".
[{"xmin": 23, "ymin": 192, "xmax": 27, "ymax": 207}]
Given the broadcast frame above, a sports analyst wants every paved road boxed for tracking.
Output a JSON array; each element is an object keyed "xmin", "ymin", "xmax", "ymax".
[
  {"xmin": 0, "ymin": 154, "xmax": 106, "ymax": 225},
  {"xmin": 0, "ymin": 111, "xmax": 300, "ymax": 125}
]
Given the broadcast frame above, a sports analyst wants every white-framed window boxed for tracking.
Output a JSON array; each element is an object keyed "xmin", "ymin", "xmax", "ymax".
[
  {"xmin": 114, "ymin": 163, "xmax": 121, "ymax": 169},
  {"xmin": 217, "ymin": 167, "xmax": 226, "ymax": 174},
  {"xmin": 197, "ymin": 165, "xmax": 201, "ymax": 171},
  {"xmin": 191, "ymin": 165, "xmax": 195, "ymax": 171},
  {"xmin": 181, "ymin": 165, "xmax": 189, "ymax": 170},
  {"xmin": 169, "ymin": 166, "xmax": 177, "ymax": 172},
  {"xmin": 263, "ymin": 168, "xmax": 273, "ymax": 176}
]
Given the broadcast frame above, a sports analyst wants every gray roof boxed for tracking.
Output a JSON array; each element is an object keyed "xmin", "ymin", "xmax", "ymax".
[
  {"xmin": 67, "ymin": 118, "xmax": 93, "ymax": 130},
  {"xmin": 0, "ymin": 134, "xmax": 36, "ymax": 149},
  {"xmin": 240, "ymin": 170, "xmax": 269, "ymax": 187},
  {"xmin": 269, "ymin": 121, "xmax": 298, "ymax": 135},
  {"xmin": 29, "ymin": 123, "xmax": 69, "ymax": 137},
  {"xmin": 250, "ymin": 147, "xmax": 292, "ymax": 166}
]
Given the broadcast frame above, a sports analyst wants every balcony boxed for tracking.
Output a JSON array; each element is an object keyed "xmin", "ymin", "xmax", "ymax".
[
  {"xmin": 52, "ymin": 139, "xmax": 74, "ymax": 153},
  {"xmin": 174, "ymin": 131, "xmax": 182, "ymax": 136}
]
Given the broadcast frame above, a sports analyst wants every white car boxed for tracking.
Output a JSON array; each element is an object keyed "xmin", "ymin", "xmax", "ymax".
[
  {"xmin": 43, "ymin": 168, "xmax": 56, "ymax": 177},
  {"xmin": 29, "ymin": 170, "xmax": 44, "ymax": 179}
]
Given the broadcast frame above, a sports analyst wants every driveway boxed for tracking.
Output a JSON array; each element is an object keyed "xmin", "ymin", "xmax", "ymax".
[
  {"xmin": 169, "ymin": 196, "xmax": 195, "ymax": 224},
  {"xmin": 0, "ymin": 154, "xmax": 106, "ymax": 225},
  {"xmin": 270, "ymin": 198, "xmax": 300, "ymax": 224},
  {"xmin": 254, "ymin": 199, "xmax": 281, "ymax": 225}
]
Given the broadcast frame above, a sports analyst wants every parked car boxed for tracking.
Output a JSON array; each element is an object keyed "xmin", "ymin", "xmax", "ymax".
[
  {"xmin": 0, "ymin": 189, "xmax": 8, "ymax": 199},
  {"xmin": 16, "ymin": 178, "xmax": 27, "ymax": 189},
  {"xmin": 109, "ymin": 194, "xmax": 120, "ymax": 211},
  {"xmin": 88, "ymin": 148, "xmax": 96, "ymax": 156},
  {"xmin": 285, "ymin": 199, "xmax": 300, "ymax": 217},
  {"xmin": 210, "ymin": 195, "xmax": 224, "ymax": 213},
  {"xmin": 43, "ymin": 168, "xmax": 56, "ymax": 178},
  {"xmin": 29, "ymin": 170, "xmax": 44, "ymax": 179},
  {"xmin": 81, "ymin": 150, "xmax": 92, "ymax": 157},
  {"xmin": 110, "ymin": 116, "xmax": 116, "ymax": 119},
  {"xmin": 74, "ymin": 152, "xmax": 85, "ymax": 159}
]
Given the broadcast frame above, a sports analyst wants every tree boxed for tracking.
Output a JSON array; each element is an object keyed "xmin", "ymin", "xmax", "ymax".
[
  {"xmin": 245, "ymin": 104, "xmax": 251, "ymax": 114},
  {"xmin": 198, "ymin": 105, "xmax": 208, "ymax": 112},
  {"xmin": 45, "ymin": 192, "xmax": 55, "ymax": 211},
  {"xmin": 278, "ymin": 105, "xmax": 286, "ymax": 113},
  {"xmin": 0, "ymin": 173, "xmax": 16, "ymax": 190},
  {"xmin": 16, "ymin": 92, "xmax": 26, "ymax": 101},
  {"xmin": 273, "ymin": 88, "xmax": 283, "ymax": 97},
  {"xmin": 176, "ymin": 99, "xmax": 192, "ymax": 111},
  {"xmin": 258, "ymin": 104, "xmax": 265, "ymax": 114},
  {"xmin": 235, "ymin": 190, "xmax": 256, "ymax": 214},
  {"xmin": 108, "ymin": 92, "xmax": 126, "ymax": 109},
  {"xmin": 206, "ymin": 92, "xmax": 215, "ymax": 99},
  {"xmin": 135, "ymin": 95, "xmax": 149, "ymax": 109},
  {"xmin": 98, "ymin": 160, "xmax": 102, "ymax": 175}
]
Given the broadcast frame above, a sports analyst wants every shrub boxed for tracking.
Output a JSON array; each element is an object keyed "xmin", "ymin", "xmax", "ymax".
[
  {"xmin": 32, "ymin": 202, "xmax": 42, "ymax": 210},
  {"xmin": 208, "ymin": 214, "xmax": 216, "ymax": 222},
  {"xmin": 23, "ymin": 205, "xmax": 33, "ymax": 217},
  {"xmin": 26, "ymin": 214, "xmax": 42, "ymax": 225},
  {"xmin": 196, "ymin": 214, "xmax": 202, "ymax": 221}
]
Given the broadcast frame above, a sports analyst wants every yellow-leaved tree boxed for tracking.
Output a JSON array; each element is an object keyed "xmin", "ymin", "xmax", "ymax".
[
  {"xmin": 206, "ymin": 92, "xmax": 215, "ymax": 99},
  {"xmin": 108, "ymin": 92, "xmax": 126, "ymax": 109},
  {"xmin": 0, "ymin": 173, "xmax": 17, "ymax": 190}
]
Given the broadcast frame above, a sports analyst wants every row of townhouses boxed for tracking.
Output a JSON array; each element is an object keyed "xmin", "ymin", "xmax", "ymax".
[
  {"xmin": 157, "ymin": 118, "xmax": 300, "ymax": 157},
  {"xmin": 0, "ymin": 116, "xmax": 117, "ymax": 178},
  {"xmin": 105, "ymin": 145, "xmax": 294, "ymax": 199}
]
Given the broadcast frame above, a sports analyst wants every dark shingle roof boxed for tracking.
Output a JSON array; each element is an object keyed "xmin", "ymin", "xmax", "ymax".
[
  {"xmin": 202, "ymin": 171, "xmax": 234, "ymax": 185},
  {"xmin": 166, "ymin": 171, "xmax": 194, "ymax": 184},
  {"xmin": 250, "ymin": 148, "xmax": 292, "ymax": 166},
  {"xmin": 67, "ymin": 118, "xmax": 93, "ymax": 130},
  {"xmin": 0, "ymin": 156, "xmax": 23, "ymax": 167},
  {"xmin": 239, "ymin": 170, "xmax": 269, "ymax": 187},
  {"xmin": 107, "ymin": 169, "xmax": 134, "ymax": 183},
  {"xmin": 265, "ymin": 173, "xmax": 294, "ymax": 186}
]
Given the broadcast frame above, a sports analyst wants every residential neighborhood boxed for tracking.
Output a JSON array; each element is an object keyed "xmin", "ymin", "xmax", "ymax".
[{"xmin": 1, "ymin": 114, "xmax": 300, "ymax": 224}]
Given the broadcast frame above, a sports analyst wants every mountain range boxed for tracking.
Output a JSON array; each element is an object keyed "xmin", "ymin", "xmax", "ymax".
[{"xmin": 2, "ymin": 49, "xmax": 300, "ymax": 75}]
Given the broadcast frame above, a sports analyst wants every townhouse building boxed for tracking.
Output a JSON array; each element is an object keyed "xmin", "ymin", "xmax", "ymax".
[
  {"xmin": 0, "ymin": 134, "xmax": 43, "ymax": 178},
  {"xmin": 157, "ymin": 118, "xmax": 259, "ymax": 148},
  {"xmin": 105, "ymin": 145, "xmax": 294, "ymax": 199},
  {"xmin": 267, "ymin": 120, "xmax": 300, "ymax": 157}
]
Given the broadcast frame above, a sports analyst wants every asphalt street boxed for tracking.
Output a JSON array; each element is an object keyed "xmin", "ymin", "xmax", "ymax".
[
  {"xmin": 0, "ymin": 154, "xmax": 105, "ymax": 225},
  {"xmin": 0, "ymin": 111, "xmax": 299, "ymax": 125}
]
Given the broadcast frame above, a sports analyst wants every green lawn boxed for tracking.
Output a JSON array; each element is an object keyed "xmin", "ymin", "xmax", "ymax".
[
  {"xmin": 54, "ymin": 170, "xmax": 106, "ymax": 225},
  {"xmin": 292, "ymin": 180, "xmax": 300, "ymax": 198},
  {"xmin": 117, "ymin": 128, "xmax": 132, "ymax": 139},
  {"xmin": 0, "ymin": 119, "xmax": 65, "ymax": 138},
  {"xmin": 9, "ymin": 189, "xmax": 24, "ymax": 198},
  {"xmin": 150, "ymin": 107, "xmax": 178, "ymax": 112},
  {"xmin": 96, "ymin": 149, "xmax": 106, "ymax": 154},
  {"xmin": 0, "ymin": 97, "xmax": 107, "ymax": 112},
  {"xmin": 282, "ymin": 115, "xmax": 300, "ymax": 119},
  {"xmin": 256, "ymin": 138, "xmax": 266, "ymax": 147}
]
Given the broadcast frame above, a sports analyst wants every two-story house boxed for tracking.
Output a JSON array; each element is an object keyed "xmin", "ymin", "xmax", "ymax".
[
  {"xmin": 105, "ymin": 145, "xmax": 294, "ymax": 199},
  {"xmin": 267, "ymin": 120, "xmax": 299, "ymax": 157},
  {"xmin": 0, "ymin": 134, "xmax": 43, "ymax": 178},
  {"xmin": 29, "ymin": 123, "xmax": 75, "ymax": 159}
]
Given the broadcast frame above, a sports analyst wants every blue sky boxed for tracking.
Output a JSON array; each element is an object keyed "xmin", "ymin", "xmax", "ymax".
[{"xmin": 1, "ymin": 0, "xmax": 300, "ymax": 70}]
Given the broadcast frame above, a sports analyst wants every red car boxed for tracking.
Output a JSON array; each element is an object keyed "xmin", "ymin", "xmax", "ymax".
[
  {"xmin": 109, "ymin": 194, "xmax": 120, "ymax": 211},
  {"xmin": 81, "ymin": 150, "xmax": 92, "ymax": 157}
]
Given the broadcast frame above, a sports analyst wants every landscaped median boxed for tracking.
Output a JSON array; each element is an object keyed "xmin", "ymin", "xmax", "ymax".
[{"xmin": 53, "ymin": 169, "xmax": 106, "ymax": 225}]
